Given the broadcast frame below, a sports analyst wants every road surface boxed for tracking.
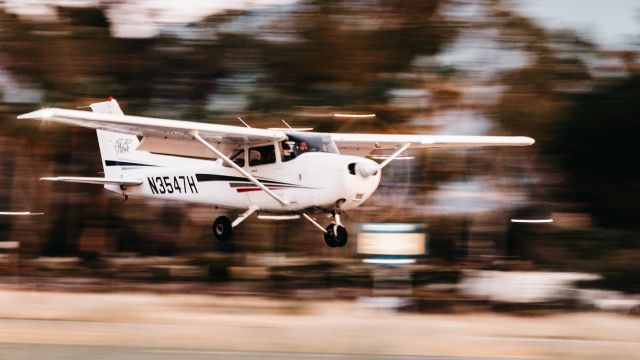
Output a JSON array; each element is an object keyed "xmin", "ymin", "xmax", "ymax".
[{"xmin": 0, "ymin": 289, "xmax": 637, "ymax": 359}]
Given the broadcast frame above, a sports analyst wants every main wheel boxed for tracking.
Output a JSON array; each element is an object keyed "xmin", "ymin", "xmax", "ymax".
[
  {"xmin": 212, "ymin": 216, "xmax": 233, "ymax": 242},
  {"xmin": 324, "ymin": 224, "xmax": 348, "ymax": 248}
]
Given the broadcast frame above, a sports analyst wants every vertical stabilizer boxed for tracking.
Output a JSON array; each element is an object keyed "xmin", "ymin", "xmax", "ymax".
[{"xmin": 90, "ymin": 98, "xmax": 139, "ymax": 179}]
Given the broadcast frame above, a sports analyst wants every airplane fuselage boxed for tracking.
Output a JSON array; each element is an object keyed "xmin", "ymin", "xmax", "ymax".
[{"xmin": 106, "ymin": 152, "xmax": 381, "ymax": 213}]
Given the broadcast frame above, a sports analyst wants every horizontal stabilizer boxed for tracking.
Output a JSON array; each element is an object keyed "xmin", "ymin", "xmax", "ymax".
[{"xmin": 40, "ymin": 176, "xmax": 142, "ymax": 186}]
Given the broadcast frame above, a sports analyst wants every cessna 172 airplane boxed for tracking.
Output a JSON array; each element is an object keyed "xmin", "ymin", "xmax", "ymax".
[{"xmin": 18, "ymin": 98, "xmax": 534, "ymax": 247}]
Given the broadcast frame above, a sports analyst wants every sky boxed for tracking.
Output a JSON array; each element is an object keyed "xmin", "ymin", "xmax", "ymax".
[
  {"xmin": 516, "ymin": 0, "xmax": 639, "ymax": 47},
  {"xmin": 2, "ymin": 0, "xmax": 639, "ymax": 46},
  {"xmin": 2, "ymin": 0, "xmax": 298, "ymax": 38}
]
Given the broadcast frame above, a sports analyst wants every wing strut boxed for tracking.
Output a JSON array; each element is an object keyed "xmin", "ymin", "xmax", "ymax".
[
  {"xmin": 377, "ymin": 143, "xmax": 412, "ymax": 169},
  {"xmin": 190, "ymin": 131, "xmax": 289, "ymax": 206},
  {"xmin": 232, "ymin": 205, "xmax": 259, "ymax": 227}
]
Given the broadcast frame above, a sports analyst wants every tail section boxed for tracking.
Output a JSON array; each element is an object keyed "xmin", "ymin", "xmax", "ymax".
[{"xmin": 91, "ymin": 98, "xmax": 140, "ymax": 179}]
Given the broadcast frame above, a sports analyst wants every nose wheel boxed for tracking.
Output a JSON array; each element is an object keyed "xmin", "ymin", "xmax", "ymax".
[
  {"xmin": 303, "ymin": 212, "xmax": 348, "ymax": 248},
  {"xmin": 324, "ymin": 223, "xmax": 348, "ymax": 247}
]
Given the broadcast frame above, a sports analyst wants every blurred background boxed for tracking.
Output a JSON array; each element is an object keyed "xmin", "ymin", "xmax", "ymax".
[{"xmin": 0, "ymin": 0, "xmax": 639, "ymax": 358}]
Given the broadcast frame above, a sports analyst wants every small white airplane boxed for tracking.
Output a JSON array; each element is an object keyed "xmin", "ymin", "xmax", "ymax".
[{"xmin": 18, "ymin": 98, "xmax": 534, "ymax": 247}]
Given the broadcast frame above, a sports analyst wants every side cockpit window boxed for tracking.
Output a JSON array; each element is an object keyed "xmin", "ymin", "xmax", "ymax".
[
  {"xmin": 281, "ymin": 140, "xmax": 296, "ymax": 162},
  {"xmin": 281, "ymin": 133, "xmax": 339, "ymax": 162},
  {"xmin": 249, "ymin": 145, "xmax": 276, "ymax": 166}
]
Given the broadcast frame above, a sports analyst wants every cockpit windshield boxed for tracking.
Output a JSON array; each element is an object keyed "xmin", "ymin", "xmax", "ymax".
[{"xmin": 281, "ymin": 133, "xmax": 339, "ymax": 162}]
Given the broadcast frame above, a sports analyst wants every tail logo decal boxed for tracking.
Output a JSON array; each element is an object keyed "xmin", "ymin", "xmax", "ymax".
[{"xmin": 114, "ymin": 138, "xmax": 133, "ymax": 154}]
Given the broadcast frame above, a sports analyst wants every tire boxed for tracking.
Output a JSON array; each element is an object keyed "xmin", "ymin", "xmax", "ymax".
[
  {"xmin": 212, "ymin": 216, "xmax": 233, "ymax": 242},
  {"xmin": 324, "ymin": 224, "xmax": 348, "ymax": 248}
]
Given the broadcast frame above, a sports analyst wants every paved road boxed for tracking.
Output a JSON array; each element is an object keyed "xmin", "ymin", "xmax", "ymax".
[
  {"xmin": 0, "ymin": 290, "xmax": 636, "ymax": 359},
  {"xmin": 0, "ymin": 343, "xmax": 526, "ymax": 360}
]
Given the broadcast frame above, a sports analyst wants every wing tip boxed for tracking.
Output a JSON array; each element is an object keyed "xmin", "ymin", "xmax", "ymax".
[
  {"xmin": 17, "ymin": 108, "xmax": 55, "ymax": 120},
  {"xmin": 522, "ymin": 136, "xmax": 535, "ymax": 146}
]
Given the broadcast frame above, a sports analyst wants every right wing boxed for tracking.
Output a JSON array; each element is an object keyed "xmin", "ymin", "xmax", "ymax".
[
  {"xmin": 331, "ymin": 133, "xmax": 535, "ymax": 156},
  {"xmin": 40, "ymin": 176, "xmax": 143, "ymax": 186}
]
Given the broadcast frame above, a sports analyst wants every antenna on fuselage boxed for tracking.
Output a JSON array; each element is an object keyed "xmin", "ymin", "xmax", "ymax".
[
  {"xmin": 237, "ymin": 116, "xmax": 251, "ymax": 128},
  {"xmin": 267, "ymin": 119, "xmax": 314, "ymax": 132}
]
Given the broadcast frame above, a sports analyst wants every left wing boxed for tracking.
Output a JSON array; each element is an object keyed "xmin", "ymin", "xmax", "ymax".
[
  {"xmin": 331, "ymin": 133, "xmax": 535, "ymax": 156},
  {"xmin": 18, "ymin": 108, "xmax": 285, "ymax": 145}
]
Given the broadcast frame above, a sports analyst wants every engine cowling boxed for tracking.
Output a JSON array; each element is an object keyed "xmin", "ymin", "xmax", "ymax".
[{"xmin": 355, "ymin": 161, "xmax": 380, "ymax": 177}]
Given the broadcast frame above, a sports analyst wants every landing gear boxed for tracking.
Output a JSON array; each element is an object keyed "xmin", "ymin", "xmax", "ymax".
[
  {"xmin": 212, "ymin": 216, "xmax": 233, "ymax": 241},
  {"xmin": 303, "ymin": 212, "xmax": 348, "ymax": 248},
  {"xmin": 324, "ymin": 223, "xmax": 348, "ymax": 247},
  {"xmin": 212, "ymin": 206, "xmax": 259, "ymax": 242}
]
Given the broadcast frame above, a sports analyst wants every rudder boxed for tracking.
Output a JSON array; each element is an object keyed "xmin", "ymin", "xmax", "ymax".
[{"xmin": 96, "ymin": 129, "xmax": 140, "ymax": 178}]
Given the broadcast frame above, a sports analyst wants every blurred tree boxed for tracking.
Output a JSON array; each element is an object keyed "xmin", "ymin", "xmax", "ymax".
[
  {"xmin": 556, "ymin": 74, "xmax": 640, "ymax": 230},
  {"xmin": 2, "ymin": 0, "xmax": 634, "ymax": 269},
  {"xmin": 488, "ymin": 7, "xmax": 594, "ymax": 139},
  {"xmin": 257, "ymin": 0, "xmax": 459, "ymax": 110},
  {"xmin": 0, "ymin": 7, "xmax": 226, "ymax": 115}
]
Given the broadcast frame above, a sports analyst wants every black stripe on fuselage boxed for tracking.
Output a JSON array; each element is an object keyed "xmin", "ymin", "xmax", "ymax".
[
  {"xmin": 195, "ymin": 174, "xmax": 248, "ymax": 182},
  {"xmin": 195, "ymin": 173, "xmax": 303, "ymax": 187},
  {"xmin": 105, "ymin": 160, "xmax": 157, "ymax": 167}
]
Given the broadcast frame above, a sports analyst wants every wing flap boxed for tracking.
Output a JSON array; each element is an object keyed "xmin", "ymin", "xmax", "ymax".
[
  {"xmin": 40, "ymin": 176, "xmax": 143, "ymax": 186},
  {"xmin": 137, "ymin": 136, "xmax": 236, "ymax": 159}
]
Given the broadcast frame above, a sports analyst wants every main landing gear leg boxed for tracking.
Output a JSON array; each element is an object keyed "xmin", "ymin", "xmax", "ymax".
[
  {"xmin": 212, "ymin": 206, "xmax": 259, "ymax": 242},
  {"xmin": 302, "ymin": 212, "xmax": 348, "ymax": 248}
]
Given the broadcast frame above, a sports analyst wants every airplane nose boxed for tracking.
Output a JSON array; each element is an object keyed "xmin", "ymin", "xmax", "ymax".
[
  {"xmin": 354, "ymin": 160, "xmax": 380, "ymax": 177},
  {"xmin": 342, "ymin": 158, "xmax": 381, "ymax": 210}
]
